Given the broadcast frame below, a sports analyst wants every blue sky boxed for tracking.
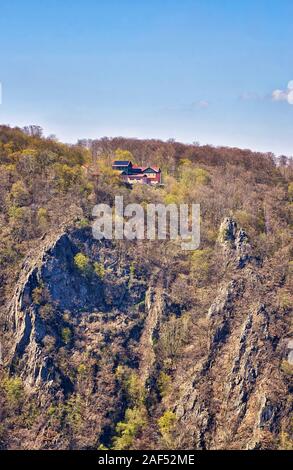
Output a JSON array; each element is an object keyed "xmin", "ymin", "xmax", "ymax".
[{"xmin": 0, "ymin": 0, "xmax": 292, "ymax": 155}]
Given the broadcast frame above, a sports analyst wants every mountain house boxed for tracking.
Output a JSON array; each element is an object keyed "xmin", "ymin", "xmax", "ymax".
[{"xmin": 112, "ymin": 160, "xmax": 162, "ymax": 185}]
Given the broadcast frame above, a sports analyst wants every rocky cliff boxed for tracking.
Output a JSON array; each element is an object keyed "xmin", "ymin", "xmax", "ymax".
[{"xmin": 1, "ymin": 219, "xmax": 292, "ymax": 450}]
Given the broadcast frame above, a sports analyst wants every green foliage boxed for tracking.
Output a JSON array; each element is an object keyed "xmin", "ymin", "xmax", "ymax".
[
  {"xmin": 98, "ymin": 444, "xmax": 109, "ymax": 450},
  {"xmin": 113, "ymin": 407, "xmax": 147, "ymax": 450},
  {"xmin": 190, "ymin": 248, "xmax": 213, "ymax": 281},
  {"xmin": 22, "ymin": 399, "xmax": 40, "ymax": 428},
  {"xmin": 8, "ymin": 205, "xmax": 32, "ymax": 239},
  {"xmin": 8, "ymin": 205, "xmax": 26, "ymax": 221},
  {"xmin": 10, "ymin": 180, "xmax": 30, "ymax": 206},
  {"xmin": 47, "ymin": 396, "xmax": 84, "ymax": 432},
  {"xmin": 76, "ymin": 218, "xmax": 90, "ymax": 228},
  {"xmin": 129, "ymin": 262, "xmax": 136, "ymax": 278},
  {"xmin": 193, "ymin": 167, "xmax": 211, "ymax": 185},
  {"xmin": 77, "ymin": 363, "xmax": 87, "ymax": 375},
  {"xmin": 47, "ymin": 403, "xmax": 63, "ymax": 421},
  {"xmin": 74, "ymin": 253, "xmax": 91, "ymax": 275},
  {"xmin": 61, "ymin": 327, "xmax": 72, "ymax": 345},
  {"xmin": 180, "ymin": 164, "xmax": 211, "ymax": 186},
  {"xmin": 76, "ymin": 363, "xmax": 91, "ymax": 378},
  {"xmin": 54, "ymin": 163, "xmax": 83, "ymax": 192},
  {"xmin": 164, "ymin": 192, "xmax": 180, "ymax": 205},
  {"xmin": 163, "ymin": 164, "xmax": 210, "ymax": 205},
  {"xmin": 0, "ymin": 245, "xmax": 19, "ymax": 266},
  {"xmin": 2, "ymin": 375, "xmax": 24, "ymax": 409},
  {"xmin": 218, "ymin": 224, "xmax": 230, "ymax": 243},
  {"xmin": 157, "ymin": 372, "xmax": 172, "ymax": 399},
  {"xmin": 115, "ymin": 365, "xmax": 125, "ymax": 382},
  {"xmin": 98, "ymin": 160, "xmax": 121, "ymax": 185},
  {"xmin": 115, "ymin": 366, "xmax": 145, "ymax": 406},
  {"xmin": 65, "ymin": 394, "xmax": 83, "ymax": 432},
  {"xmin": 126, "ymin": 372, "xmax": 145, "ymax": 406},
  {"xmin": 80, "ymin": 181, "xmax": 94, "ymax": 196},
  {"xmin": 158, "ymin": 410, "xmax": 177, "ymax": 446},
  {"xmin": 114, "ymin": 148, "xmax": 134, "ymax": 162},
  {"xmin": 94, "ymin": 261, "xmax": 105, "ymax": 279},
  {"xmin": 234, "ymin": 209, "xmax": 265, "ymax": 234}
]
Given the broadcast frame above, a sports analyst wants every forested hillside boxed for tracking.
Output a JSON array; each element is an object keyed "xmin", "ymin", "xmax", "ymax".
[{"xmin": 0, "ymin": 125, "xmax": 292, "ymax": 450}]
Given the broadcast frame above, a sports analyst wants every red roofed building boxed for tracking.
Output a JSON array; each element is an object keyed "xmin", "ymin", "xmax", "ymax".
[{"xmin": 112, "ymin": 161, "xmax": 162, "ymax": 185}]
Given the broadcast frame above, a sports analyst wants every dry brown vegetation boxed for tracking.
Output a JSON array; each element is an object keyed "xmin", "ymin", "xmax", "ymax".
[{"xmin": 0, "ymin": 126, "xmax": 292, "ymax": 450}]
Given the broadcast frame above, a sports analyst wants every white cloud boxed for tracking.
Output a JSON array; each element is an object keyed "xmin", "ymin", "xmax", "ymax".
[
  {"xmin": 272, "ymin": 89, "xmax": 287, "ymax": 101},
  {"xmin": 288, "ymin": 91, "xmax": 293, "ymax": 105},
  {"xmin": 272, "ymin": 81, "xmax": 293, "ymax": 105}
]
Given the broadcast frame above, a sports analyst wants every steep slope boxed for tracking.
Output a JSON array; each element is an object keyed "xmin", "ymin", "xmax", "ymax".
[
  {"xmin": 0, "ymin": 126, "xmax": 292, "ymax": 450},
  {"xmin": 169, "ymin": 218, "xmax": 291, "ymax": 449},
  {"xmin": 1, "ymin": 219, "xmax": 291, "ymax": 450}
]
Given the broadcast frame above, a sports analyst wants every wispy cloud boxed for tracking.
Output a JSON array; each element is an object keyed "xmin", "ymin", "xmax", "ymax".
[
  {"xmin": 272, "ymin": 81, "xmax": 293, "ymax": 105},
  {"xmin": 196, "ymin": 100, "xmax": 209, "ymax": 109},
  {"xmin": 239, "ymin": 81, "xmax": 293, "ymax": 105},
  {"xmin": 187, "ymin": 100, "xmax": 209, "ymax": 110},
  {"xmin": 239, "ymin": 92, "xmax": 264, "ymax": 102},
  {"xmin": 162, "ymin": 100, "xmax": 210, "ymax": 113}
]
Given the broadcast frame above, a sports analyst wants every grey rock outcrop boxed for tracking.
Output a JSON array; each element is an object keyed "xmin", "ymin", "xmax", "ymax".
[
  {"xmin": 171, "ymin": 218, "xmax": 289, "ymax": 449},
  {"xmin": 8, "ymin": 228, "xmax": 146, "ymax": 387},
  {"xmin": 218, "ymin": 217, "xmax": 256, "ymax": 268}
]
